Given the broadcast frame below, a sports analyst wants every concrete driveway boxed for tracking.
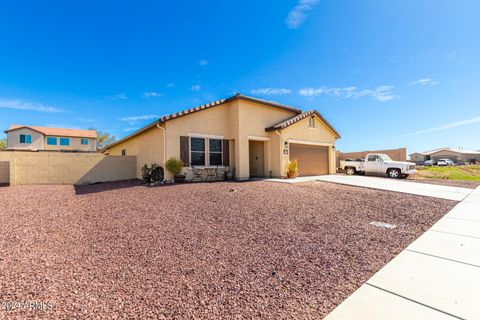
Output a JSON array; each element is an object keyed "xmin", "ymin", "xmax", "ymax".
[{"xmin": 316, "ymin": 175, "xmax": 473, "ymax": 201}]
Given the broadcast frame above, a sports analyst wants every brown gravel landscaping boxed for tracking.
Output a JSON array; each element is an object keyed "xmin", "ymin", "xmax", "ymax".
[
  {"xmin": 0, "ymin": 180, "xmax": 456, "ymax": 319},
  {"xmin": 406, "ymin": 177, "xmax": 480, "ymax": 189}
]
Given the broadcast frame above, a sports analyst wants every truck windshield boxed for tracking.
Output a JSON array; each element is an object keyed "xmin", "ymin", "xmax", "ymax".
[{"xmin": 379, "ymin": 154, "xmax": 392, "ymax": 161}]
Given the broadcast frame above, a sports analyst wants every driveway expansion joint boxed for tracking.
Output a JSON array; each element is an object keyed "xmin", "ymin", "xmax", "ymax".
[
  {"xmin": 364, "ymin": 283, "xmax": 465, "ymax": 320},
  {"xmin": 405, "ymin": 249, "xmax": 480, "ymax": 268}
]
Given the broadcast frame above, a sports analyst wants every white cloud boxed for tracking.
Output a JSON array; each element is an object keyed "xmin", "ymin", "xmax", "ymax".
[
  {"xmin": 446, "ymin": 49, "xmax": 468, "ymax": 62},
  {"xmin": 142, "ymin": 91, "xmax": 162, "ymax": 98},
  {"xmin": 251, "ymin": 88, "xmax": 292, "ymax": 95},
  {"xmin": 191, "ymin": 85, "xmax": 201, "ymax": 91},
  {"xmin": 0, "ymin": 98, "xmax": 64, "ymax": 112},
  {"xmin": 402, "ymin": 116, "xmax": 480, "ymax": 137},
  {"xmin": 119, "ymin": 114, "xmax": 160, "ymax": 122},
  {"xmin": 78, "ymin": 118, "xmax": 95, "ymax": 123},
  {"xmin": 408, "ymin": 78, "xmax": 439, "ymax": 86},
  {"xmin": 285, "ymin": 0, "xmax": 319, "ymax": 29},
  {"xmin": 298, "ymin": 85, "xmax": 396, "ymax": 102},
  {"xmin": 199, "ymin": 59, "xmax": 208, "ymax": 66},
  {"xmin": 106, "ymin": 93, "xmax": 127, "ymax": 100},
  {"xmin": 123, "ymin": 127, "xmax": 140, "ymax": 132},
  {"xmin": 166, "ymin": 83, "xmax": 176, "ymax": 88}
]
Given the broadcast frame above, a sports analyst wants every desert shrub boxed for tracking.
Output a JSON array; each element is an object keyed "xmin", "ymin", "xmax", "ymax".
[
  {"xmin": 141, "ymin": 163, "xmax": 164, "ymax": 183},
  {"xmin": 165, "ymin": 157, "xmax": 184, "ymax": 175}
]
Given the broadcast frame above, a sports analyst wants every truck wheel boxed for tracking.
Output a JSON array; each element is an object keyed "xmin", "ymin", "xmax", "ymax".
[
  {"xmin": 387, "ymin": 169, "xmax": 401, "ymax": 179},
  {"xmin": 345, "ymin": 167, "xmax": 356, "ymax": 175}
]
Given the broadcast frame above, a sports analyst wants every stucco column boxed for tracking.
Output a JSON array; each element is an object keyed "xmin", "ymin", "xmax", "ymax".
[
  {"xmin": 235, "ymin": 136, "xmax": 249, "ymax": 180},
  {"xmin": 329, "ymin": 146, "xmax": 336, "ymax": 174}
]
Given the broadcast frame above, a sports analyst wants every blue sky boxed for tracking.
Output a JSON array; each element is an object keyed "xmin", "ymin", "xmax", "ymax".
[{"xmin": 0, "ymin": 0, "xmax": 479, "ymax": 154}]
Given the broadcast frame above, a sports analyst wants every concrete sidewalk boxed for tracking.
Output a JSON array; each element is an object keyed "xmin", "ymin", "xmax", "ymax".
[
  {"xmin": 316, "ymin": 175, "xmax": 473, "ymax": 201},
  {"xmin": 325, "ymin": 185, "xmax": 480, "ymax": 320}
]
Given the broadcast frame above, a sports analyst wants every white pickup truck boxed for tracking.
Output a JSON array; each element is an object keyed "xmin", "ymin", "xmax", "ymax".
[{"xmin": 339, "ymin": 153, "xmax": 417, "ymax": 179}]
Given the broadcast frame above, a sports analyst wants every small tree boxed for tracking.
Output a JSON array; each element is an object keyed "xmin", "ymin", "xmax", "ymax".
[
  {"xmin": 93, "ymin": 129, "xmax": 116, "ymax": 149},
  {"xmin": 0, "ymin": 138, "xmax": 6, "ymax": 150}
]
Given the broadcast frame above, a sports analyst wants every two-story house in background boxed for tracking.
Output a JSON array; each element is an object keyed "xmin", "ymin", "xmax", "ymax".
[{"xmin": 4, "ymin": 125, "xmax": 97, "ymax": 152}]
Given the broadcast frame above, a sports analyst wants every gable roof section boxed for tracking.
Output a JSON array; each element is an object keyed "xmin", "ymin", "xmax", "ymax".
[
  {"xmin": 5, "ymin": 124, "xmax": 98, "ymax": 138},
  {"xmin": 265, "ymin": 110, "xmax": 341, "ymax": 138},
  {"xmin": 158, "ymin": 94, "xmax": 301, "ymax": 123},
  {"xmin": 410, "ymin": 147, "xmax": 480, "ymax": 156},
  {"xmin": 103, "ymin": 94, "xmax": 303, "ymax": 150}
]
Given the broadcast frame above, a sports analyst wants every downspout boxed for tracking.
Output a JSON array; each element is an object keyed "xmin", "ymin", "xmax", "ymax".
[{"xmin": 156, "ymin": 123, "xmax": 166, "ymax": 165}]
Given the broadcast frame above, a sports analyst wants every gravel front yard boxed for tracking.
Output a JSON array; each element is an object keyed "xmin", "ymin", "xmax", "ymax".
[
  {"xmin": 407, "ymin": 177, "xmax": 480, "ymax": 189},
  {"xmin": 0, "ymin": 181, "xmax": 455, "ymax": 319}
]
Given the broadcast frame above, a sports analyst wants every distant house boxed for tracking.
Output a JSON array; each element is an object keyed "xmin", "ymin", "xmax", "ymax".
[
  {"xmin": 409, "ymin": 147, "xmax": 480, "ymax": 164},
  {"xmin": 4, "ymin": 125, "xmax": 97, "ymax": 152}
]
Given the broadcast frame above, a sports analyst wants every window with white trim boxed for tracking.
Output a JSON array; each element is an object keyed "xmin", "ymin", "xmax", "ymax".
[
  {"xmin": 209, "ymin": 139, "xmax": 222, "ymax": 166},
  {"xmin": 190, "ymin": 137, "xmax": 205, "ymax": 166}
]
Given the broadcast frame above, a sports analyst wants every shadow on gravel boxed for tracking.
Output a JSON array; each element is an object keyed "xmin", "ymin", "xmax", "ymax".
[
  {"xmin": 74, "ymin": 179, "xmax": 260, "ymax": 195},
  {"xmin": 74, "ymin": 180, "xmax": 143, "ymax": 195}
]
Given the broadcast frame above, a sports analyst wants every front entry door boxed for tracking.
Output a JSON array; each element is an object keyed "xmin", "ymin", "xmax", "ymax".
[{"xmin": 249, "ymin": 140, "xmax": 265, "ymax": 177}]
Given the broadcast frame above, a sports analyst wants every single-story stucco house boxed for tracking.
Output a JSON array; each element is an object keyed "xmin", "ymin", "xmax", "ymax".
[
  {"xmin": 409, "ymin": 147, "xmax": 480, "ymax": 164},
  {"xmin": 103, "ymin": 94, "xmax": 341, "ymax": 180},
  {"xmin": 4, "ymin": 125, "xmax": 98, "ymax": 152}
]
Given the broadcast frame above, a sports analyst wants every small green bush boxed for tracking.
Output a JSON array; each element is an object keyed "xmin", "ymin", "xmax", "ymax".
[{"xmin": 165, "ymin": 157, "xmax": 184, "ymax": 175}]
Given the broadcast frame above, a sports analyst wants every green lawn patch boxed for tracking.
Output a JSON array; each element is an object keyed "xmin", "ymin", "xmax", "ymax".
[{"xmin": 416, "ymin": 165, "xmax": 480, "ymax": 181}]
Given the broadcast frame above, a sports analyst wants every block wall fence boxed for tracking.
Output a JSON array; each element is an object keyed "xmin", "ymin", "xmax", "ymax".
[{"xmin": 0, "ymin": 151, "xmax": 136, "ymax": 186}]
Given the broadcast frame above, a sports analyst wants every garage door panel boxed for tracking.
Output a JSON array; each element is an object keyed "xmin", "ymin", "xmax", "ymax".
[{"xmin": 290, "ymin": 144, "xmax": 328, "ymax": 176}]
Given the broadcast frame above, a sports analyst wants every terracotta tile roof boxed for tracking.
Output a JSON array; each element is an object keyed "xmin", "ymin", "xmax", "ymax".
[
  {"xmin": 5, "ymin": 124, "xmax": 98, "ymax": 138},
  {"xmin": 103, "ymin": 94, "xmax": 303, "ymax": 150},
  {"xmin": 158, "ymin": 94, "xmax": 302, "ymax": 122},
  {"xmin": 265, "ymin": 110, "xmax": 341, "ymax": 138}
]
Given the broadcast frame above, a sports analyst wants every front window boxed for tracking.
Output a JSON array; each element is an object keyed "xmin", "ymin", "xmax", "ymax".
[
  {"xmin": 209, "ymin": 139, "xmax": 222, "ymax": 166},
  {"xmin": 19, "ymin": 134, "xmax": 32, "ymax": 144},
  {"xmin": 81, "ymin": 138, "xmax": 89, "ymax": 145},
  {"xmin": 190, "ymin": 137, "xmax": 205, "ymax": 166},
  {"xmin": 367, "ymin": 155, "xmax": 378, "ymax": 162},
  {"xmin": 60, "ymin": 137, "xmax": 70, "ymax": 146},
  {"xmin": 47, "ymin": 137, "xmax": 57, "ymax": 145},
  {"xmin": 379, "ymin": 154, "xmax": 392, "ymax": 161}
]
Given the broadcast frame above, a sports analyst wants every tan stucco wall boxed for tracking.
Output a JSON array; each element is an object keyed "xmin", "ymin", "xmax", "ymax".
[
  {"xmin": 0, "ymin": 162, "xmax": 9, "ymax": 184},
  {"xmin": 107, "ymin": 125, "xmax": 164, "ymax": 179},
  {"xmin": 280, "ymin": 115, "xmax": 338, "ymax": 175},
  {"xmin": 43, "ymin": 136, "xmax": 96, "ymax": 152},
  {"xmin": 7, "ymin": 128, "xmax": 44, "ymax": 150},
  {"xmin": 0, "ymin": 151, "xmax": 136, "ymax": 185},
  {"xmin": 7, "ymin": 128, "xmax": 96, "ymax": 151},
  {"xmin": 234, "ymin": 100, "xmax": 296, "ymax": 178},
  {"xmin": 409, "ymin": 153, "xmax": 426, "ymax": 162}
]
